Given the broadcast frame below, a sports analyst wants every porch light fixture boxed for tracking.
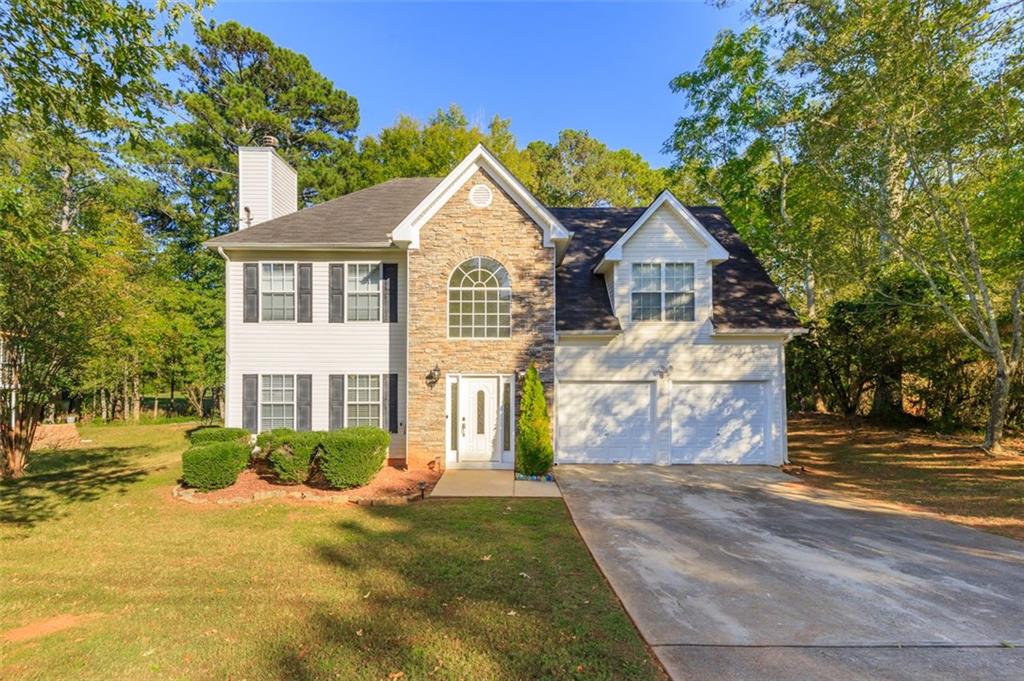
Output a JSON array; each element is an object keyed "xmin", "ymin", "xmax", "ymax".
[
  {"xmin": 425, "ymin": 364, "xmax": 441, "ymax": 387},
  {"xmin": 514, "ymin": 368, "xmax": 526, "ymax": 381}
]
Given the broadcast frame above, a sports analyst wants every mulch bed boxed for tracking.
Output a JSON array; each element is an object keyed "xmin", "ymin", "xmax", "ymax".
[{"xmin": 173, "ymin": 465, "xmax": 442, "ymax": 507}]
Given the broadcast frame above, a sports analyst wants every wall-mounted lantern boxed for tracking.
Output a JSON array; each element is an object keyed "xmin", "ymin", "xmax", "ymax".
[{"xmin": 426, "ymin": 364, "xmax": 441, "ymax": 387}]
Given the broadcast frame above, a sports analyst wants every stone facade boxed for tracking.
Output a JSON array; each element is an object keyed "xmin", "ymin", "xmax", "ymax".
[{"xmin": 406, "ymin": 169, "xmax": 555, "ymax": 468}]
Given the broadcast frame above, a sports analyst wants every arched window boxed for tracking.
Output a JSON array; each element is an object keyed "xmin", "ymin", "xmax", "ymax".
[{"xmin": 448, "ymin": 256, "xmax": 512, "ymax": 338}]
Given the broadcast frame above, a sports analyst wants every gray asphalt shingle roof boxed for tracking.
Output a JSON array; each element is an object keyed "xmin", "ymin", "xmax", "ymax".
[
  {"xmin": 207, "ymin": 178, "xmax": 800, "ymax": 332},
  {"xmin": 206, "ymin": 177, "xmax": 442, "ymax": 246}
]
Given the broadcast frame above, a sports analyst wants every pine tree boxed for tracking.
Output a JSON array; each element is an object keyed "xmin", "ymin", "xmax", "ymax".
[{"xmin": 515, "ymin": 362, "xmax": 552, "ymax": 476}]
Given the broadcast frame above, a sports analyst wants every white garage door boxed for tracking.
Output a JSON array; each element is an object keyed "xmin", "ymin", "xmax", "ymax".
[
  {"xmin": 557, "ymin": 382, "xmax": 655, "ymax": 463},
  {"xmin": 671, "ymin": 381, "xmax": 768, "ymax": 464}
]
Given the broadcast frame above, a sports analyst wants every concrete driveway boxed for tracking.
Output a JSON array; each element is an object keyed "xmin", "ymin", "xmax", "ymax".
[{"xmin": 556, "ymin": 465, "xmax": 1024, "ymax": 681}]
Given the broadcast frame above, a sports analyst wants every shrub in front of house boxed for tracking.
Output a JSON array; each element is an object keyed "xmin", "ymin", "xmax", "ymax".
[
  {"xmin": 516, "ymin": 362, "xmax": 553, "ymax": 476},
  {"xmin": 187, "ymin": 426, "xmax": 250, "ymax": 446},
  {"xmin": 317, "ymin": 427, "xmax": 390, "ymax": 489},
  {"xmin": 265, "ymin": 431, "xmax": 320, "ymax": 484},
  {"xmin": 181, "ymin": 441, "xmax": 250, "ymax": 491},
  {"xmin": 255, "ymin": 428, "xmax": 295, "ymax": 452}
]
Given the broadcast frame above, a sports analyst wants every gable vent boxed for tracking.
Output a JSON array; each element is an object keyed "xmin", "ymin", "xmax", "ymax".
[{"xmin": 469, "ymin": 183, "xmax": 493, "ymax": 208}]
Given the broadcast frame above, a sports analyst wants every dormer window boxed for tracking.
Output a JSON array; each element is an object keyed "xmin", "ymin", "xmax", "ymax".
[{"xmin": 631, "ymin": 262, "xmax": 695, "ymax": 322}]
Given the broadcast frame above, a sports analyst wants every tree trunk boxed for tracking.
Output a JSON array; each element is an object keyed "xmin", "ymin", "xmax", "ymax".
[
  {"xmin": 870, "ymin": 365, "xmax": 904, "ymax": 419},
  {"xmin": 169, "ymin": 374, "xmax": 175, "ymax": 415},
  {"xmin": 152, "ymin": 392, "xmax": 159, "ymax": 420},
  {"xmin": 121, "ymin": 378, "xmax": 129, "ymax": 422},
  {"xmin": 1, "ymin": 402, "xmax": 41, "ymax": 479},
  {"xmin": 131, "ymin": 375, "xmax": 141, "ymax": 423},
  {"xmin": 983, "ymin": 365, "xmax": 1011, "ymax": 454}
]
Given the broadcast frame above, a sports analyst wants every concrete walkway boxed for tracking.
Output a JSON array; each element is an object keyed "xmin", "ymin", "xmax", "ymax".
[
  {"xmin": 557, "ymin": 465, "xmax": 1024, "ymax": 681},
  {"xmin": 431, "ymin": 469, "xmax": 561, "ymax": 498}
]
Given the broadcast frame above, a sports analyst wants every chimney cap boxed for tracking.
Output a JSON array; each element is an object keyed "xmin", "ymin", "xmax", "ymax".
[{"xmin": 261, "ymin": 134, "xmax": 279, "ymax": 148}]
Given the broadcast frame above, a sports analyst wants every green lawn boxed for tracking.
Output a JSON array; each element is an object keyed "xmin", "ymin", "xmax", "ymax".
[{"xmin": 0, "ymin": 423, "xmax": 663, "ymax": 680}]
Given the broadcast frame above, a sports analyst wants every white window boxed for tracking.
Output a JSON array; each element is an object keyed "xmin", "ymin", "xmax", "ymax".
[
  {"xmin": 347, "ymin": 263, "xmax": 381, "ymax": 321},
  {"xmin": 346, "ymin": 374, "xmax": 381, "ymax": 427},
  {"xmin": 261, "ymin": 263, "xmax": 295, "ymax": 321},
  {"xmin": 631, "ymin": 263, "xmax": 695, "ymax": 322},
  {"xmin": 261, "ymin": 374, "xmax": 295, "ymax": 430},
  {"xmin": 448, "ymin": 256, "xmax": 512, "ymax": 338}
]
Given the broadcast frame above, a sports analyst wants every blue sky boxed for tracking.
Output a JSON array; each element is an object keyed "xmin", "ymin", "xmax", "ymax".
[{"xmin": 200, "ymin": 2, "xmax": 747, "ymax": 166}]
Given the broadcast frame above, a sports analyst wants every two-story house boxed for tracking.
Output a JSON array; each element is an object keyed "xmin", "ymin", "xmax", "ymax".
[{"xmin": 206, "ymin": 143, "xmax": 803, "ymax": 471}]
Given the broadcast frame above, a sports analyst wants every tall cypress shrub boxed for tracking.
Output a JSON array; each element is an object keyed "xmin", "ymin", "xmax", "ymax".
[{"xmin": 516, "ymin": 362, "xmax": 553, "ymax": 476}]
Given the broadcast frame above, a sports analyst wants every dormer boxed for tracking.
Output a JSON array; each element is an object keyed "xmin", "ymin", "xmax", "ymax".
[{"xmin": 594, "ymin": 191, "xmax": 729, "ymax": 329}]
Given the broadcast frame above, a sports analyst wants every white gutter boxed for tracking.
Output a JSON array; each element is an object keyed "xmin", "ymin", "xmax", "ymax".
[{"xmin": 203, "ymin": 241, "xmax": 397, "ymax": 251}]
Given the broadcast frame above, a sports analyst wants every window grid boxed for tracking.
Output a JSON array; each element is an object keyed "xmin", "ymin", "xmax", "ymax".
[
  {"xmin": 448, "ymin": 257, "xmax": 512, "ymax": 338},
  {"xmin": 260, "ymin": 374, "xmax": 295, "ymax": 431},
  {"xmin": 346, "ymin": 374, "xmax": 381, "ymax": 427},
  {"xmin": 346, "ymin": 263, "xmax": 381, "ymax": 321},
  {"xmin": 665, "ymin": 263, "xmax": 696, "ymax": 321},
  {"xmin": 261, "ymin": 263, "xmax": 295, "ymax": 321},
  {"xmin": 631, "ymin": 262, "xmax": 696, "ymax": 322}
]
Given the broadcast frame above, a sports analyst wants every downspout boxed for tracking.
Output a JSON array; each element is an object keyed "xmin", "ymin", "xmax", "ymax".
[{"xmin": 217, "ymin": 247, "xmax": 231, "ymax": 426}]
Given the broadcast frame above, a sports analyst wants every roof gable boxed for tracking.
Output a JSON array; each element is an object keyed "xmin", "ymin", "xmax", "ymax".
[
  {"xmin": 389, "ymin": 144, "xmax": 571, "ymax": 254},
  {"xmin": 595, "ymin": 191, "xmax": 729, "ymax": 272}
]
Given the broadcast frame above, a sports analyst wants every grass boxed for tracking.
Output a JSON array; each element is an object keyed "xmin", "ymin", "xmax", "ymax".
[
  {"xmin": 0, "ymin": 423, "xmax": 663, "ymax": 680},
  {"xmin": 788, "ymin": 413, "xmax": 1024, "ymax": 541}
]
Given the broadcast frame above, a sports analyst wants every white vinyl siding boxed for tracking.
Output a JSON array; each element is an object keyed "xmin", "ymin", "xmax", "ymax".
[
  {"xmin": 237, "ymin": 147, "xmax": 297, "ymax": 229},
  {"xmin": 347, "ymin": 263, "xmax": 381, "ymax": 321},
  {"xmin": 346, "ymin": 374, "xmax": 381, "ymax": 427},
  {"xmin": 260, "ymin": 374, "xmax": 295, "ymax": 430},
  {"xmin": 223, "ymin": 250, "xmax": 406, "ymax": 458},
  {"xmin": 261, "ymin": 263, "xmax": 295, "ymax": 321}
]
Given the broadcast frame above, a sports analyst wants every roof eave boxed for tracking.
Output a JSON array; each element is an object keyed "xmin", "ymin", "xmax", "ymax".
[{"xmin": 203, "ymin": 241, "xmax": 397, "ymax": 251}]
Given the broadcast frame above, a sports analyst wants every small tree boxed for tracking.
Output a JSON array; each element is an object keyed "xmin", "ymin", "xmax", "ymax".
[{"xmin": 515, "ymin": 362, "xmax": 552, "ymax": 476}]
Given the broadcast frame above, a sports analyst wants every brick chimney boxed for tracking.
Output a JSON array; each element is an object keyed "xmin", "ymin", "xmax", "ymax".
[{"xmin": 237, "ymin": 137, "xmax": 298, "ymax": 230}]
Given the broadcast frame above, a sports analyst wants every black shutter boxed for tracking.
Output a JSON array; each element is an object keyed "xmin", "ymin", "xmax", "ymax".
[
  {"xmin": 242, "ymin": 374, "xmax": 258, "ymax": 432},
  {"xmin": 297, "ymin": 263, "xmax": 312, "ymax": 323},
  {"xmin": 382, "ymin": 263, "xmax": 398, "ymax": 323},
  {"xmin": 329, "ymin": 264, "xmax": 345, "ymax": 323},
  {"xmin": 296, "ymin": 374, "xmax": 312, "ymax": 431},
  {"xmin": 387, "ymin": 373, "xmax": 399, "ymax": 433},
  {"xmin": 329, "ymin": 375, "xmax": 345, "ymax": 430},
  {"xmin": 243, "ymin": 264, "xmax": 259, "ymax": 323}
]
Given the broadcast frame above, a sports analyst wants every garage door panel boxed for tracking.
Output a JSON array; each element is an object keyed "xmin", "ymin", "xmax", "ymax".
[
  {"xmin": 672, "ymin": 382, "xmax": 767, "ymax": 464},
  {"xmin": 558, "ymin": 382, "xmax": 654, "ymax": 463}
]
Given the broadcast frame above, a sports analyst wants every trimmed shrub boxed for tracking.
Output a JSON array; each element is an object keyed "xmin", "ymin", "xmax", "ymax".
[
  {"xmin": 516, "ymin": 361, "xmax": 553, "ymax": 476},
  {"xmin": 266, "ymin": 432, "xmax": 320, "ymax": 484},
  {"xmin": 181, "ymin": 441, "xmax": 250, "ymax": 491},
  {"xmin": 188, "ymin": 426, "xmax": 250, "ymax": 446},
  {"xmin": 256, "ymin": 427, "xmax": 295, "ymax": 452},
  {"xmin": 318, "ymin": 427, "xmax": 390, "ymax": 489}
]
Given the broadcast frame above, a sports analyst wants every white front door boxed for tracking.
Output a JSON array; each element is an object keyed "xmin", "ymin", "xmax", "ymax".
[{"xmin": 458, "ymin": 376, "xmax": 500, "ymax": 462}]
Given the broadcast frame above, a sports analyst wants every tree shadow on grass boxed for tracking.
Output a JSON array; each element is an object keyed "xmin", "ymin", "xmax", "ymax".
[
  {"xmin": 272, "ymin": 500, "xmax": 663, "ymax": 681},
  {"xmin": 0, "ymin": 446, "xmax": 149, "ymax": 529}
]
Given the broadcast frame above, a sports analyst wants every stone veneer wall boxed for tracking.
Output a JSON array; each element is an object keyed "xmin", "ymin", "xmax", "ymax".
[{"xmin": 406, "ymin": 169, "xmax": 555, "ymax": 468}]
